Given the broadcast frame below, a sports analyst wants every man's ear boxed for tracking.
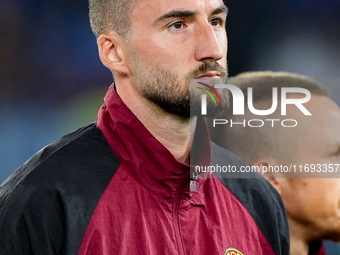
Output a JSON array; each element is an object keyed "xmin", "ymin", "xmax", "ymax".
[
  {"xmin": 97, "ymin": 32, "xmax": 130, "ymax": 74},
  {"xmin": 252, "ymin": 158, "xmax": 283, "ymax": 195}
]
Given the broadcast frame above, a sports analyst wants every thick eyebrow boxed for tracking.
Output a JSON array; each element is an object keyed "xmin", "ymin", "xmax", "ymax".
[
  {"xmin": 154, "ymin": 5, "xmax": 228, "ymax": 24},
  {"xmin": 154, "ymin": 10, "xmax": 198, "ymax": 24},
  {"xmin": 211, "ymin": 5, "xmax": 228, "ymax": 16}
]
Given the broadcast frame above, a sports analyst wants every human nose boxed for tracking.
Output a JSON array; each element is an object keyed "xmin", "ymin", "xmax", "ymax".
[{"xmin": 194, "ymin": 22, "xmax": 226, "ymax": 62}]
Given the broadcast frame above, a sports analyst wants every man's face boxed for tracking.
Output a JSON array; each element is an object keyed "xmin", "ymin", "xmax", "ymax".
[
  {"xmin": 125, "ymin": 0, "xmax": 229, "ymax": 117},
  {"xmin": 281, "ymin": 95, "xmax": 340, "ymax": 241}
]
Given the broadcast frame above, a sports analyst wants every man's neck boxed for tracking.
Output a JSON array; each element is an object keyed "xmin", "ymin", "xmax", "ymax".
[
  {"xmin": 289, "ymin": 218, "xmax": 312, "ymax": 255},
  {"xmin": 116, "ymin": 80, "xmax": 196, "ymax": 164}
]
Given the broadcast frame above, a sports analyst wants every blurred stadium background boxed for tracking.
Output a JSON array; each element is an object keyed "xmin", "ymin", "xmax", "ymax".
[{"xmin": 1, "ymin": 0, "xmax": 340, "ymax": 252}]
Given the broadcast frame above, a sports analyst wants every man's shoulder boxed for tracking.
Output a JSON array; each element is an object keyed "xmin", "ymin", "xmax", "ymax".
[
  {"xmin": 210, "ymin": 141, "xmax": 282, "ymax": 202},
  {"xmin": 210, "ymin": 141, "xmax": 246, "ymax": 169},
  {"xmin": 210, "ymin": 142, "xmax": 290, "ymax": 255},
  {"xmin": 0, "ymin": 123, "xmax": 121, "ymax": 255},
  {"xmin": 0, "ymin": 123, "xmax": 120, "ymax": 211}
]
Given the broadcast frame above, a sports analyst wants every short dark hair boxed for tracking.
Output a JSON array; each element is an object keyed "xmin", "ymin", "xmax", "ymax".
[
  {"xmin": 89, "ymin": 0, "xmax": 137, "ymax": 39},
  {"xmin": 208, "ymin": 71, "xmax": 330, "ymax": 165}
]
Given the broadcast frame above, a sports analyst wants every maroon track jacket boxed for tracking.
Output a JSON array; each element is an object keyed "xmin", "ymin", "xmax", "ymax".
[{"xmin": 0, "ymin": 85, "xmax": 289, "ymax": 255}]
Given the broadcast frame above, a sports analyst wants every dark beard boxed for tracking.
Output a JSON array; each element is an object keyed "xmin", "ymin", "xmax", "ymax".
[{"xmin": 133, "ymin": 57, "xmax": 229, "ymax": 117}]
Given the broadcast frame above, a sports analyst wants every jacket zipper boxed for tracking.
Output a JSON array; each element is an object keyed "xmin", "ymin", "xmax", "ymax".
[{"xmin": 173, "ymin": 174, "xmax": 190, "ymax": 255}]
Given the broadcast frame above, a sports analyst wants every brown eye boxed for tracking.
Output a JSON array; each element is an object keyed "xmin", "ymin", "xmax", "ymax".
[
  {"xmin": 210, "ymin": 18, "xmax": 222, "ymax": 27},
  {"xmin": 172, "ymin": 21, "xmax": 184, "ymax": 29},
  {"xmin": 168, "ymin": 20, "xmax": 187, "ymax": 31}
]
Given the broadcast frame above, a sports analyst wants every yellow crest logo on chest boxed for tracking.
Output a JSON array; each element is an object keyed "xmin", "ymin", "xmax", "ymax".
[{"xmin": 224, "ymin": 247, "xmax": 244, "ymax": 255}]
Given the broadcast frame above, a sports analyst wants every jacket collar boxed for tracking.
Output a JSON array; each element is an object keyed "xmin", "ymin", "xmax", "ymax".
[{"xmin": 97, "ymin": 84, "xmax": 211, "ymax": 197}]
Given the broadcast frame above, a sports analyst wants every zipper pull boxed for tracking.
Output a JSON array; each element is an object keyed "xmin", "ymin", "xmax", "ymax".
[{"xmin": 190, "ymin": 171, "xmax": 200, "ymax": 193}]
